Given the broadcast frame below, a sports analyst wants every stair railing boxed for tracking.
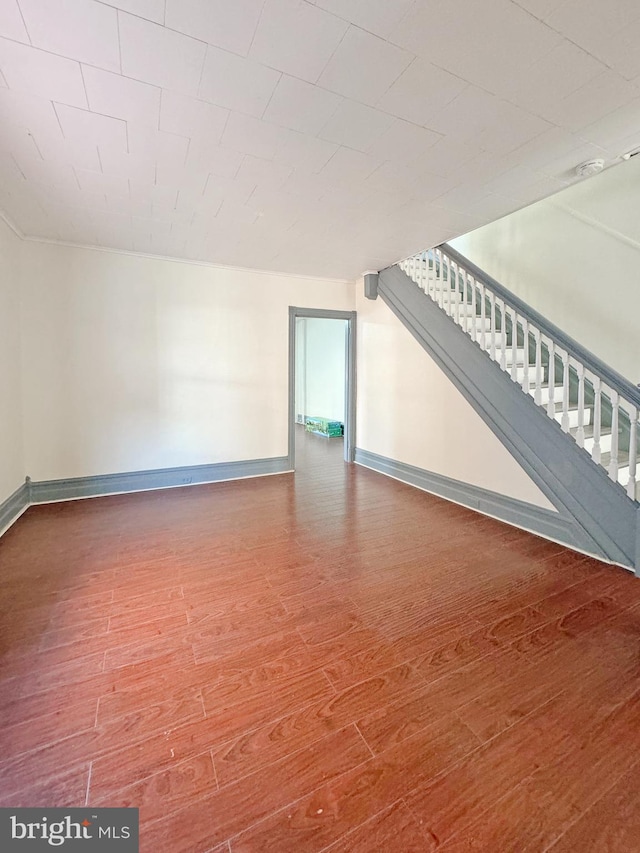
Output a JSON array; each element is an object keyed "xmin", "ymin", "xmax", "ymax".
[{"xmin": 397, "ymin": 244, "xmax": 639, "ymax": 502}]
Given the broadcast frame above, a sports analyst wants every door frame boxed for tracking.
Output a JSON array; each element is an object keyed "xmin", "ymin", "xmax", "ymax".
[{"xmin": 288, "ymin": 307, "xmax": 357, "ymax": 470}]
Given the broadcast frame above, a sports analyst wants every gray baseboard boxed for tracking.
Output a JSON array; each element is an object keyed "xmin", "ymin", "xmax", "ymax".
[
  {"xmin": 354, "ymin": 448, "xmax": 581, "ymax": 550},
  {"xmin": 29, "ymin": 456, "xmax": 292, "ymax": 504},
  {"xmin": 0, "ymin": 481, "xmax": 30, "ymax": 535}
]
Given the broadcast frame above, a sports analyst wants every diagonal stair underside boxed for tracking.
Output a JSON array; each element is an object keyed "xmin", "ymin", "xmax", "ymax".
[{"xmin": 378, "ymin": 263, "xmax": 640, "ymax": 572}]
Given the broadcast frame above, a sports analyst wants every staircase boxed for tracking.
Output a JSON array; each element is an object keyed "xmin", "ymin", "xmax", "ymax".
[
  {"xmin": 375, "ymin": 245, "xmax": 640, "ymax": 572},
  {"xmin": 398, "ymin": 246, "xmax": 639, "ymax": 503}
]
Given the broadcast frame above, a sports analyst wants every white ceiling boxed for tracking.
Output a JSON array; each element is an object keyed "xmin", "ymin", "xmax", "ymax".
[{"xmin": 1, "ymin": 0, "xmax": 640, "ymax": 280}]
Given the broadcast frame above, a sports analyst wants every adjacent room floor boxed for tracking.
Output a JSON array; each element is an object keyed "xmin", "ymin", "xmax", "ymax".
[{"xmin": 2, "ymin": 429, "xmax": 640, "ymax": 852}]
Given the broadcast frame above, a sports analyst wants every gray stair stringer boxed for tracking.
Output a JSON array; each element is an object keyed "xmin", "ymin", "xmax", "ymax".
[{"xmin": 379, "ymin": 264, "xmax": 640, "ymax": 571}]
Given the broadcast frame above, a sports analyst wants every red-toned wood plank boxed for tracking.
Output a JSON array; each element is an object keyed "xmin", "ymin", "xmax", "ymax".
[
  {"xmin": 544, "ymin": 759, "xmax": 640, "ymax": 852},
  {"xmin": 231, "ymin": 715, "xmax": 477, "ymax": 853},
  {"xmin": 0, "ymin": 765, "xmax": 90, "ymax": 808},
  {"xmin": 91, "ymin": 752, "xmax": 218, "ymax": 823},
  {"xmin": 140, "ymin": 726, "xmax": 371, "ymax": 853},
  {"xmin": 321, "ymin": 800, "xmax": 432, "ymax": 853},
  {"xmin": 403, "ymin": 701, "xmax": 581, "ymax": 849},
  {"xmin": 212, "ymin": 663, "xmax": 428, "ymax": 787}
]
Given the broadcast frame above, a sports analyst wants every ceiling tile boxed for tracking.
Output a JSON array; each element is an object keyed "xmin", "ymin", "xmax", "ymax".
[
  {"xmin": 185, "ymin": 141, "xmax": 243, "ymax": 178},
  {"xmin": 312, "ymin": 0, "xmax": 415, "ymax": 39},
  {"xmin": 0, "ymin": 87, "xmax": 62, "ymax": 138},
  {"xmin": 249, "ymin": 0, "xmax": 347, "ymax": 84},
  {"xmin": 544, "ymin": 0, "xmax": 640, "ymax": 58},
  {"xmin": 365, "ymin": 159, "xmax": 456, "ymax": 202},
  {"xmin": 317, "ymin": 146, "xmax": 381, "ymax": 187},
  {"xmin": 0, "ymin": 0, "xmax": 29, "ymax": 42},
  {"xmin": 10, "ymin": 153, "xmax": 80, "ymax": 190},
  {"xmin": 75, "ymin": 167, "xmax": 129, "ymax": 197},
  {"xmin": 390, "ymin": 0, "xmax": 561, "ymax": 98},
  {"xmin": 199, "ymin": 46, "xmax": 280, "ymax": 118},
  {"xmin": 0, "ymin": 37, "xmax": 87, "ymax": 107},
  {"xmin": 413, "ymin": 135, "xmax": 483, "ymax": 179},
  {"xmin": 318, "ymin": 100, "xmax": 393, "ymax": 152},
  {"xmin": 221, "ymin": 112, "xmax": 288, "ymax": 159},
  {"xmin": 30, "ymin": 129, "xmax": 102, "ymax": 172},
  {"xmin": 554, "ymin": 72, "xmax": 640, "ymax": 134},
  {"xmin": 160, "ymin": 91, "xmax": 228, "ymax": 142},
  {"xmin": 166, "ymin": 0, "xmax": 264, "ymax": 57},
  {"xmin": 317, "ymin": 25, "xmax": 413, "ymax": 106},
  {"xmin": 376, "ymin": 57, "xmax": 468, "ymax": 128},
  {"xmin": 129, "ymin": 179, "xmax": 176, "ymax": 207},
  {"xmin": 55, "ymin": 103, "xmax": 128, "ymax": 152},
  {"xmin": 157, "ymin": 165, "xmax": 208, "ymax": 197},
  {"xmin": 502, "ymin": 40, "xmax": 607, "ymax": 118},
  {"xmin": 201, "ymin": 173, "xmax": 256, "ymax": 210},
  {"xmin": 592, "ymin": 19, "xmax": 640, "ymax": 82},
  {"xmin": 576, "ymin": 97, "xmax": 640, "ymax": 153},
  {"xmin": 18, "ymin": 0, "xmax": 120, "ymax": 72},
  {"xmin": 119, "ymin": 12, "xmax": 207, "ymax": 95},
  {"xmin": 99, "ymin": 146, "xmax": 156, "ymax": 183},
  {"xmin": 508, "ymin": 126, "xmax": 611, "ymax": 178},
  {"xmin": 104, "ymin": 0, "xmax": 165, "ymax": 24},
  {"xmin": 127, "ymin": 126, "xmax": 189, "ymax": 173},
  {"xmin": 366, "ymin": 117, "xmax": 441, "ymax": 163},
  {"xmin": 102, "ymin": 192, "xmax": 152, "ymax": 219},
  {"xmin": 215, "ymin": 198, "xmax": 258, "ymax": 225},
  {"xmin": 429, "ymin": 85, "xmax": 551, "ymax": 155},
  {"xmin": 82, "ymin": 65, "xmax": 161, "ymax": 127},
  {"xmin": 263, "ymin": 75, "xmax": 341, "ymax": 135},
  {"xmin": 235, "ymin": 155, "xmax": 293, "ymax": 193},
  {"xmin": 280, "ymin": 168, "xmax": 334, "ymax": 200},
  {"xmin": 273, "ymin": 129, "xmax": 338, "ymax": 172}
]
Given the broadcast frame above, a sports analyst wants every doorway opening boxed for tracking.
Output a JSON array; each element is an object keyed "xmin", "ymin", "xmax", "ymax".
[{"xmin": 288, "ymin": 307, "xmax": 356, "ymax": 471}]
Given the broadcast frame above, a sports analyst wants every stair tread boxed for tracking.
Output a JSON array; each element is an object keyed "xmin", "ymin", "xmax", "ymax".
[
  {"xmin": 571, "ymin": 425, "xmax": 612, "ymax": 440},
  {"xmin": 601, "ymin": 450, "xmax": 630, "ymax": 466}
]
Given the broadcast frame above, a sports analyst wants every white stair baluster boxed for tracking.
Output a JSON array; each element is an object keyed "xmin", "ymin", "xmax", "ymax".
[
  {"xmin": 576, "ymin": 361, "xmax": 585, "ymax": 448},
  {"xmin": 432, "ymin": 248, "xmax": 439, "ymax": 301},
  {"xmin": 440, "ymin": 253, "xmax": 448, "ymax": 310},
  {"xmin": 471, "ymin": 275, "xmax": 477, "ymax": 341},
  {"xmin": 534, "ymin": 327, "xmax": 542, "ymax": 405},
  {"xmin": 489, "ymin": 291, "xmax": 496, "ymax": 361},
  {"xmin": 609, "ymin": 388, "xmax": 619, "ymax": 481},
  {"xmin": 480, "ymin": 283, "xmax": 487, "ymax": 351},
  {"xmin": 560, "ymin": 349, "xmax": 570, "ymax": 432},
  {"xmin": 499, "ymin": 300, "xmax": 506, "ymax": 370},
  {"xmin": 592, "ymin": 377, "xmax": 602, "ymax": 465},
  {"xmin": 451, "ymin": 260, "xmax": 459, "ymax": 324},
  {"xmin": 522, "ymin": 320, "xmax": 530, "ymax": 393},
  {"xmin": 511, "ymin": 309, "xmax": 518, "ymax": 382},
  {"xmin": 628, "ymin": 407, "xmax": 638, "ymax": 500},
  {"xmin": 460, "ymin": 267, "xmax": 468, "ymax": 325},
  {"xmin": 546, "ymin": 340, "xmax": 556, "ymax": 418}
]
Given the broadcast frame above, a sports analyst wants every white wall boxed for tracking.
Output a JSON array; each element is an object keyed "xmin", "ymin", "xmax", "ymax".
[
  {"xmin": 0, "ymin": 218, "xmax": 25, "ymax": 504},
  {"xmin": 20, "ymin": 243, "xmax": 354, "ymax": 481},
  {"xmin": 295, "ymin": 317, "xmax": 346, "ymax": 423},
  {"xmin": 451, "ymin": 157, "xmax": 640, "ymax": 384},
  {"xmin": 356, "ymin": 285, "xmax": 556, "ymax": 510}
]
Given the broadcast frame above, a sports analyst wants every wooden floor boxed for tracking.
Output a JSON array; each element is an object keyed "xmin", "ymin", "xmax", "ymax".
[{"xmin": 2, "ymin": 429, "xmax": 640, "ymax": 852}]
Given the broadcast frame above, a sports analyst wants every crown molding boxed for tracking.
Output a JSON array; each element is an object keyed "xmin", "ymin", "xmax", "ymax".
[{"xmin": 0, "ymin": 204, "xmax": 354, "ymax": 284}]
